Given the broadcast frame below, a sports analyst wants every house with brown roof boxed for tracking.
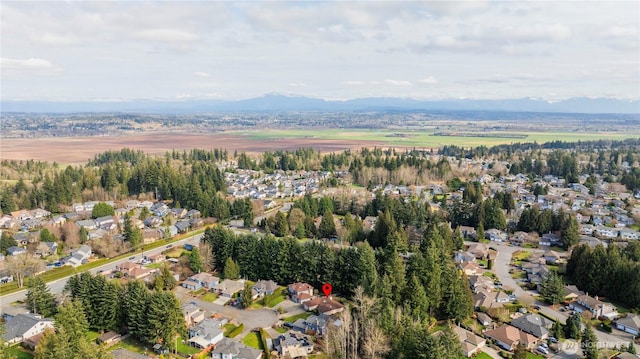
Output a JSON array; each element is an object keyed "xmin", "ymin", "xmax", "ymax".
[
  {"xmin": 288, "ymin": 282, "xmax": 315, "ymax": 303},
  {"xmin": 303, "ymin": 297, "xmax": 345, "ymax": 315},
  {"xmin": 460, "ymin": 262, "xmax": 483, "ymax": 276},
  {"xmin": 473, "ymin": 290, "xmax": 509, "ymax": 310},
  {"xmin": 484, "ymin": 324, "xmax": 538, "ymax": 351},
  {"xmin": 451, "ymin": 326, "xmax": 486, "ymax": 357}
]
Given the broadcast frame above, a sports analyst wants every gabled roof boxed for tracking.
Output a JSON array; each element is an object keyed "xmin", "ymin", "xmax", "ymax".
[
  {"xmin": 485, "ymin": 324, "xmax": 537, "ymax": 347},
  {"xmin": 2, "ymin": 313, "xmax": 53, "ymax": 341},
  {"xmin": 510, "ymin": 314, "xmax": 552, "ymax": 338},
  {"xmin": 616, "ymin": 313, "xmax": 640, "ymax": 331}
]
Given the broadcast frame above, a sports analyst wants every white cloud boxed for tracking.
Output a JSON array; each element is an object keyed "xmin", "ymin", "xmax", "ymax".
[
  {"xmin": 0, "ymin": 57, "xmax": 62, "ymax": 75},
  {"xmin": 194, "ymin": 72, "xmax": 211, "ymax": 78},
  {"xmin": 133, "ymin": 29, "xmax": 198, "ymax": 43},
  {"xmin": 418, "ymin": 76, "xmax": 438, "ymax": 85},
  {"xmin": 384, "ymin": 79, "xmax": 412, "ymax": 86}
]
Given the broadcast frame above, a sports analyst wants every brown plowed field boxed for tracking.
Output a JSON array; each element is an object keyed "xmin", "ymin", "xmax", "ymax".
[{"xmin": 0, "ymin": 133, "xmax": 386, "ymax": 163}]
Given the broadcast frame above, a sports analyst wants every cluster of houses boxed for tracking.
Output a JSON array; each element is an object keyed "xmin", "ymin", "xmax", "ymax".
[{"xmin": 224, "ymin": 169, "xmax": 333, "ymax": 204}]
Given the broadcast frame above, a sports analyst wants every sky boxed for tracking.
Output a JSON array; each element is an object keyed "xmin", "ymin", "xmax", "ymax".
[{"xmin": 1, "ymin": 1, "xmax": 639, "ymax": 102}]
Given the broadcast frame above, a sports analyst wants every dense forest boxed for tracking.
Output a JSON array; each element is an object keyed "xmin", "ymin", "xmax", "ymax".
[{"xmin": 566, "ymin": 242, "xmax": 640, "ymax": 309}]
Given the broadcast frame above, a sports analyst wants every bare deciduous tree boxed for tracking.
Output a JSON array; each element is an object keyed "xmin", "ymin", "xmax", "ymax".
[
  {"xmin": 5, "ymin": 253, "xmax": 44, "ymax": 288},
  {"xmin": 198, "ymin": 241, "xmax": 213, "ymax": 272}
]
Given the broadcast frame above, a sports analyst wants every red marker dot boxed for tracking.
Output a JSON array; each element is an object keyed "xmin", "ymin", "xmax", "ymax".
[{"xmin": 322, "ymin": 283, "xmax": 333, "ymax": 297}]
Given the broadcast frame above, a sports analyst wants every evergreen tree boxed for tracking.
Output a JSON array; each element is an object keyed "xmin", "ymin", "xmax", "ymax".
[
  {"xmin": 142, "ymin": 291, "xmax": 185, "ymax": 350},
  {"xmin": 240, "ymin": 282, "xmax": 253, "ymax": 309},
  {"xmin": 476, "ymin": 223, "xmax": 485, "ymax": 241},
  {"xmin": 124, "ymin": 280, "xmax": 149, "ymax": 339},
  {"xmin": 319, "ymin": 209, "xmax": 336, "ymax": 238},
  {"xmin": 91, "ymin": 202, "xmax": 114, "ymax": 218},
  {"xmin": 223, "ymin": 257, "xmax": 240, "ymax": 280},
  {"xmin": 539, "ymin": 271, "xmax": 565, "ymax": 305},
  {"xmin": 25, "ymin": 277, "xmax": 57, "ymax": 318},
  {"xmin": 273, "ymin": 211, "xmax": 290, "ymax": 237},
  {"xmin": 628, "ymin": 340, "xmax": 637, "ymax": 354},
  {"xmin": 54, "ymin": 300, "xmax": 89, "ymax": 351},
  {"xmin": 0, "ymin": 232, "xmax": 17, "ymax": 254},
  {"xmin": 189, "ymin": 247, "xmax": 203, "ymax": 273},
  {"xmin": 403, "ymin": 274, "xmax": 429, "ymax": 319},
  {"xmin": 123, "ymin": 214, "xmax": 142, "ymax": 248},
  {"xmin": 79, "ymin": 226, "xmax": 88, "ymax": 243},
  {"xmin": 156, "ymin": 263, "xmax": 177, "ymax": 291},
  {"xmin": 552, "ymin": 319, "xmax": 563, "ymax": 339},
  {"xmin": 565, "ymin": 313, "xmax": 582, "ymax": 339},
  {"xmin": 39, "ymin": 228, "xmax": 57, "ymax": 242},
  {"xmin": 581, "ymin": 324, "xmax": 598, "ymax": 359},
  {"xmin": 452, "ymin": 227, "xmax": 464, "ymax": 251},
  {"xmin": 561, "ymin": 215, "xmax": 580, "ymax": 249}
]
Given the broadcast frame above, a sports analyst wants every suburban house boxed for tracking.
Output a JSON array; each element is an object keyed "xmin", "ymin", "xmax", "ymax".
[
  {"xmin": 563, "ymin": 285, "xmax": 585, "ymax": 301},
  {"xmin": 458, "ymin": 226, "xmax": 477, "ymax": 239},
  {"xmin": 473, "ymin": 290, "xmax": 509, "ymax": 309},
  {"xmin": 454, "ymin": 251, "xmax": 476, "ymax": 264},
  {"xmin": 211, "ymin": 337, "xmax": 263, "ymax": 359},
  {"xmin": 2, "ymin": 313, "xmax": 54, "ymax": 345},
  {"xmin": 187, "ymin": 318, "xmax": 226, "ymax": 349},
  {"xmin": 252, "ymin": 279, "xmax": 279, "ymax": 299},
  {"xmin": 274, "ymin": 331, "xmax": 314, "ymax": 358},
  {"xmin": 469, "ymin": 275, "xmax": 495, "ymax": 293},
  {"xmin": 543, "ymin": 250, "xmax": 564, "ymax": 265},
  {"xmin": 288, "ymin": 282, "xmax": 315, "ymax": 303},
  {"xmin": 303, "ymin": 297, "xmax": 345, "ymax": 315},
  {"xmin": 214, "ymin": 279, "xmax": 245, "ymax": 298},
  {"xmin": 290, "ymin": 314, "xmax": 339, "ymax": 336},
  {"xmin": 65, "ymin": 245, "xmax": 92, "ymax": 267},
  {"xmin": 485, "ymin": 229, "xmax": 507, "ymax": 242},
  {"xmin": 569, "ymin": 294, "xmax": 617, "ymax": 319},
  {"xmin": 510, "ymin": 314, "xmax": 553, "ymax": 339},
  {"xmin": 476, "ymin": 312, "xmax": 493, "ymax": 327},
  {"xmin": 460, "ymin": 262, "xmax": 483, "ymax": 276},
  {"xmin": 484, "ymin": 324, "xmax": 538, "ymax": 351},
  {"xmin": 182, "ymin": 272, "xmax": 220, "ymax": 291},
  {"xmin": 615, "ymin": 314, "xmax": 640, "ymax": 337},
  {"xmin": 466, "ymin": 243, "xmax": 489, "ymax": 259},
  {"xmin": 6, "ymin": 246, "xmax": 26, "ymax": 256},
  {"xmin": 451, "ymin": 326, "xmax": 486, "ymax": 357},
  {"xmin": 182, "ymin": 303, "xmax": 205, "ymax": 327}
]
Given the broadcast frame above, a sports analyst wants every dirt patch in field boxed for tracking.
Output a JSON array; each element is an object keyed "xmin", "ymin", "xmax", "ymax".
[{"xmin": 0, "ymin": 133, "xmax": 388, "ymax": 163}]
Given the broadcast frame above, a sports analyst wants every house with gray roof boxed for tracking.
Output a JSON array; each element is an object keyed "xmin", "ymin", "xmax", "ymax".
[
  {"xmin": 615, "ymin": 313, "xmax": 640, "ymax": 336},
  {"xmin": 2, "ymin": 313, "xmax": 54, "ymax": 344},
  {"xmin": 211, "ymin": 337, "xmax": 263, "ymax": 359},
  {"xmin": 510, "ymin": 314, "xmax": 553, "ymax": 339},
  {"xmin": 187, "ymin": 318, "xmax": 226, "ymax": 349}
]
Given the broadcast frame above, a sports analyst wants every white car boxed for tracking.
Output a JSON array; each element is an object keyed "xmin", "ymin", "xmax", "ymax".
[{"xmin": 537, "ymin": 346, "xmax": 549, "ymax": 355}]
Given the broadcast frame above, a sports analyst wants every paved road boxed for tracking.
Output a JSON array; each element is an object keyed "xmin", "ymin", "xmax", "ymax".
[
  {"xmin": 0, "ymin": 233, "xmax": 203, "ymax": 308},
  {"xmin": 490, "ymin": 242, "xmax": 640, "ymax": 354}
]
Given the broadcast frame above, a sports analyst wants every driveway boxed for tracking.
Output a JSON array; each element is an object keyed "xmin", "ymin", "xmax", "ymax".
[
  {"xmin": 490, "ymin": 242, "xmax": 639, "ymax": 353},
  {"xmin": 176, "ymin": 288, "xmax": 278, "ymax": 339}
]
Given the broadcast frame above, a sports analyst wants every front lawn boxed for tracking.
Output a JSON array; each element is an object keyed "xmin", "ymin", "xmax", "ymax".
[
  {"xmin": 283, "ymin": 312, "xmax": 312, "ymax": 323},
  {"xmin": 475, "ymin": 352, "xmax": 493, "ymax": 359},
  {"xmin": 526, "ymin": 352, "xmax": 545, "ymax": 359},
  {"xmin": 6, "ymin": 346, "xmax": 34, "ymax": 359},
  {"xmin": 242, "ymin": 332, "xmax": 264, "ymax": 350},
  {"xmin": 201, "ymin": 292, "xmax": 217, "ymax": 302},
  {"xmin": 176, "ymin": 336, "xmax": 200, "ymax": 355}
]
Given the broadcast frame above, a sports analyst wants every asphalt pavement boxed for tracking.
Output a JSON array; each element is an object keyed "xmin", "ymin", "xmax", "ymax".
[{"xmin": 0, "ymin": 233, "xmax": 203, "ymax": 308}]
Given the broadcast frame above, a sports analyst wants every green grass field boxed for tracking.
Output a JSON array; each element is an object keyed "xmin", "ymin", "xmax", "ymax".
[
  {"xmin": 5, "ymin": 346, "xmax": 34, "ymax": 359},
  {"xmin": 242, "ymin": 332, "xmax": 264, "ymax": 349},
  {"xmin": 228, "ymin": 128, "xmax": 637, "ymax": 149},
  {"xmin": 282, "ymin": 312, "xmax": 312, "ymax": 323}
]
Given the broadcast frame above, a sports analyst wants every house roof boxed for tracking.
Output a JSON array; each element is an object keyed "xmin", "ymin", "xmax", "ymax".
[
  {"xmin": 253, "ymin": 279, "xmax": 278, "ymax": 293},
  {"xmin": 510, "ymin": 314, "xmax": 552, "ymax": 338},
  {"xmin": 616, "ymin": 314, "xmax": 640, "ymax": 331},
  {"xmin": 485, "ymin": 324, "xmax": 537, "ymax": 347},
  {"xmin": 2, "ymin": 314, "xmax": 53, "ymax": 341},
  {"xmin": 190, "ymin": 272, "xmax": 219, "ymax": 283},
  {"xmin": 288, "ymin": 282, "xmax": 313, "ymax": 293},
  {"xmin": 452, "ymin": 326, "xmax": 485, "ymax": 346}
]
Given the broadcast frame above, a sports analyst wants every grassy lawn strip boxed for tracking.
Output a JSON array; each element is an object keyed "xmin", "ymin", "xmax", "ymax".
[
  {"xmin": 201, "ymin": 292, "xmax": 217, "ymax": 302},
  {"xmin": 226, "ymin": 324, "xmax": 245, "ymax": 338},
  {"xmin": 283, "ymin": 312, "xmax": 312, "ymax": 323},
  {"xmin": 176, "ymin": 336, "xmax": 200, "ymax": 355},
  {"xmin": 264, "ymin": 287, "xmax": 286, "ymax": 308},
  {"xmin": 475, "ymin": 352, "xmax": 493, "ymax": 359},
  {"xmin": 242, "ymin": 332, "xmax": 264, "ymax": 350},
  {"xmin": 526, "ymin": 352, "xmax": 545, "ymax": 359},
  {"xmin": 250, "ymin": 302, "xmax": 263, "ymax": 309}
]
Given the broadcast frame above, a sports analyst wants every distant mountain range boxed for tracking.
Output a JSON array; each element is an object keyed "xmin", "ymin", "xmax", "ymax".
[{"xmin": 2, "ymin": 94, "xmax": 639, "ymax": 114}]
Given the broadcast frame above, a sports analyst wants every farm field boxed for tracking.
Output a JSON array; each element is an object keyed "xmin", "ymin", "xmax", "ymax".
[{"xmin": 1, "ymin": 129, "xmax": 637, "ymax": 164}]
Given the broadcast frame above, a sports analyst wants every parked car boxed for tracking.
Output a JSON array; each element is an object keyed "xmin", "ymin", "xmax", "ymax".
[
  {"xmin": 548, "ymin": 337, "xmax": 558, "ymax": 343},
  {"xmin": 537, "ymin": 346, "xmax": 549, "ymax": 355}
]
